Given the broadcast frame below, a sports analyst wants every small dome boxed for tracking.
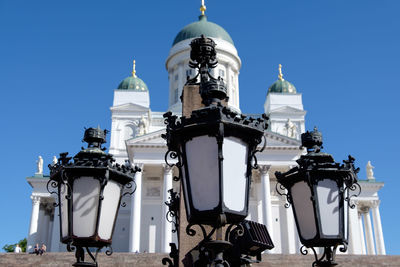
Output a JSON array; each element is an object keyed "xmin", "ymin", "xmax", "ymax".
[
  {"xmin": 268, "ymin": 64, "xmax": 297, "ymax": 94},
  {"xmin": 173, "ymin": 15, "xmax": 234, "ymax": 46},
  {"xmin": 117, "ymin": 76, "xmax": 148, "ymax": 91},
  {"xmin": 117, "ymin": 60, "xmax": 148, "ymax": 91},
  {"xmin": 268, "ymin": 79, "xmax": 297, "ymax": 94}
]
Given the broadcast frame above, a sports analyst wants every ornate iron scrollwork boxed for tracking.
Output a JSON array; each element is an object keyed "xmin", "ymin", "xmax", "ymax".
[
  {"xmin": 165, "ymin": 189, "xmax": 180, "ymax": 233},
  {"xmin": 300, "ymin": 245, "xmax": 339, "ymax": 267},
  {"xmin": 162, "ymin": 243, "xmax": 179, "ymax": 267}
]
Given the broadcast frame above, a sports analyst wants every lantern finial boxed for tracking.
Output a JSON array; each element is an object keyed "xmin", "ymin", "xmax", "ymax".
[
  {"xmin": 301, "ymin": 126, "xmax": 323, "ymax": 153},
  {"xmin": 83, "ymin": 127, "xmax": 107, "ymax": 149},
  {"xmin": 188, "ymin": 35, "xmax": 227, "ymax": 106}
]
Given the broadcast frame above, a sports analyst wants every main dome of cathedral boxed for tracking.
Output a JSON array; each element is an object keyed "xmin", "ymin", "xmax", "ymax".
[{"xmin": 173, "ymin": 15, "xmax": 234, "ymax": 46}]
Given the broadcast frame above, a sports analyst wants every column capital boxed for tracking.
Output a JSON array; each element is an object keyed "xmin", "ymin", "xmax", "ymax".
[
  {"xmin": 162, "ymin": 163, "xmax": 173, "ymax": 174},
  {"xmin": 358, "ymin": 204, "xmax": 370, "ymax": 214},
  {"xmin": 31, "ymin": 195, "xmax": 41, "ymax": 205},
  {"xmin": 135, "ymin": 163, "xmax": 144, "ymax": 171},
  {"xmin": 371, "ymin": 200, "xmax": 381, "ymax": 208},
  {"xmin": 258, "ymin": 165, "xmax": 271, "ymax": 175}
]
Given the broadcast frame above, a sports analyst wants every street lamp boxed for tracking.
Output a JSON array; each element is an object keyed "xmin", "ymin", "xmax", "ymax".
[
  {"xmin": 162, "ymin": 35, "xmax": 270, "ymax": 266},
  {"xmin": 48, "ymin": 127, "xmax": 140, "ymax": 267},
  {"xmin": 275, "ymin": 127, "xmax": 361, "ymax": 267}
]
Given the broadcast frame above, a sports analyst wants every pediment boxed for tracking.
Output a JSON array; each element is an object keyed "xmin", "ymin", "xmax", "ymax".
[
  {"xmin": 126, "ymin": 129, "xmax": 167, "ymax": 147},
  {"xmin": 269, "ymin": 106, "xmax": 306, "ymax": 115},
  {"xmin": 125, "ymin": 127, "xmax": 301, "ymax": 149},
  {"xmin": 265, "ymin": 130, "xmax": 302, "ymax": 147},
  {"xmin": 110, "ymin": 103, "xmax": 149, "ymax": 112}
]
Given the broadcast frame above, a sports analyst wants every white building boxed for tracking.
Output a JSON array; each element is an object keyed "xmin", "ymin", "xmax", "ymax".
[{"xmin": 26, "ymin": 4, "xmax": 385, "ymax": 256}]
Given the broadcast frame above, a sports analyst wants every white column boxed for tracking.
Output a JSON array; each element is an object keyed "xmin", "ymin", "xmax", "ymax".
[
  {"xmin": 259, "ymin": 165, "xmax": 274, "ymax": 253},
  {"xmin": 129, "ymin": 163, "xmax": 143, "ymax": 252},
  {"xmin": 50, "ymin": 203, "xmax": 60, "ymax": 252},
  {"xmin": 285, "ymin": 205, "xmax": 296, "ymax": 254},
  {"xmin": 358, "ymin": 212, "xmax": 366, "ymax": 254},
  {"xmin": 47, "ymin": 208, "xmax": 54, "ymax": 249},
  {"xmin": 178, "ymin": 63, "xmax": 184, "ymax": 96},
  {"xmin": 372, "ymin": 201, "xmax": 386, "ymax": 255},
  {"xmin": 348, "ymin": 201, "xmax": 362, "ymax": 254},
  {"xmin": 162, "ymin": 164, "xmax": 173, "ymax": 253},
  {"xmin": 363, "ymin": 207, "xmax": 376, "ymax": 255},
  {"xmin": 41, "ymin": 205, "xmax": 50, "ymax": 246},
  {"xmin": 27, "ymin": 195, "xmax": 41, "ymax": 252}
]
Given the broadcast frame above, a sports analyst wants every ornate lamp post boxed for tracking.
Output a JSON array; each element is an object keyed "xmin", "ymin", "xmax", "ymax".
[
  {"xmin": 48, "ymin": 127, "xmax": 140, "ymax": 267},
  {"xmin": 162, "ymin": 35, "xmax": 271, "ymax": 266},
  {"xmin": 275, "ymin": 127, "xmax": 361, "ymax": 267}
]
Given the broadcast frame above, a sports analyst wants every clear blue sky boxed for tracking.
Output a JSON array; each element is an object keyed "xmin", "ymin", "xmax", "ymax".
[{"xmin": 0, "ymin": 0, "xmax": 399, "ymax": 254}]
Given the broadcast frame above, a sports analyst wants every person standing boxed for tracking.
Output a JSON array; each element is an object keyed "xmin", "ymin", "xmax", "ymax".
[{"xmin": 14, "ymin": 244, "xmax": 22, "ymax": 253}]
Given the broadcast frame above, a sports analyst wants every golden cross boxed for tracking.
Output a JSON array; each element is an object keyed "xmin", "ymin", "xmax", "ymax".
[
  {"xmin": 200, "ymin": 0, "xmax": 206, "ymax": 15},
  {"xmin": 278, "ymin": 64, "xmax": 284, "ymax": 80},
  {"xmin": 132, "ymin": 60, "xmax": 136, "ymax": 77}
]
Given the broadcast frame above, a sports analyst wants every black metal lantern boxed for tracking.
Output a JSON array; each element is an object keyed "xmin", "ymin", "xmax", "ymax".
[
  {"xmin": 163, "ymin": 36, "xmax": 268, "ymax": 228},
  {"xmin": 48, "ymin": 127, "xmax": 140, "ymax": 267},
  {"xmin": 162, "ymin": 35, "xmax": 269, "ymax": 266},
  {"xmin": 275, "ymin": 127, "xmax": 360, "ymax": 267}
]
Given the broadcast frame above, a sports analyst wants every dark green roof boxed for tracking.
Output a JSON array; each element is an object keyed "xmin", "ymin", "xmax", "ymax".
[
  {"xmin": 268, "ymin": 79, "xmax": 297, "ymax": 94},
  {"xmin": 117, "ymin": 76, "xmax": 148, "ymax": 91},
  {"xmin": 173, "ymin": 15, "xmax": 234, "ymax": 46}
]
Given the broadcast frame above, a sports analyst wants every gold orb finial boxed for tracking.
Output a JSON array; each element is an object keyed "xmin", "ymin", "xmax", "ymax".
[
  {"xmin": 200, "ymin": 0, "xmax": 206, "ymax": 15},
  {"xmin": 132, "ymin": 60, "xmax": 136, "ymax": 78},
  {"xmin": 278, "ymin": 64, "xmax": 284, "ymax": 81}
]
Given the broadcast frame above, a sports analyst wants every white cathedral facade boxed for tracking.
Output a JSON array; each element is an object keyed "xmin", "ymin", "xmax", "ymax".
[{"xmin": 26, "ymin": 5, "xmax": 385, "ymax": 256}]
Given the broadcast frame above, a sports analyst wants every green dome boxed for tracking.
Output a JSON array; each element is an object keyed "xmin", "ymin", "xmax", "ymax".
[
  {"xmin": 268, "ymin": 79, "xmax": 297, "ymax": 94},
  {"xmin": 173, "ymin": 15, "xmax": 234, "ymax": 46},
  {"xmin": 117, "ymin": 76, "xmax": 148, "ymax": 91}
]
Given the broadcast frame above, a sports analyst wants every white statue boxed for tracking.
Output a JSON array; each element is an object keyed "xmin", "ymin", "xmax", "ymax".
[
  {"xmin": 36, "ymin": 156, "xmax": 43, "ymax": 174},
  {"xmin": 137, "ymin": 115, "xmax": 149, "ymax": 136},
  {"xmin": 366, "ymin": 161, "xmax": 375, "ymax": 180},
  {"xmin": 284, "ymin": 119, "xmax": 297, "ymax": 138},
  {"xmin": 52, "ymin": 156, "xmax": 58, "ymax": 166}
]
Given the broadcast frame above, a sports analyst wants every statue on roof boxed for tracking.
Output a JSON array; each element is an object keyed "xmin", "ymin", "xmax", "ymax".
[
  {"xmin": 284, "ymin": 119, "xmax": 297, "ymax": 139},
  {"xmin": 366, "ymin": 161, "xmax": 375, "ymax": 180},
  {"xmin": 36, "ymin": 156, "xmax": 43, "ymax": 175}
]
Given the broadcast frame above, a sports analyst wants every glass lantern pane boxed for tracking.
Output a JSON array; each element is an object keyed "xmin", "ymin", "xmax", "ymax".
[
  {"xmin": 72, "ymin": 177, "xmax": 100, "ymax": 237},
  {"xmin": 316, "ymin": 179, "xmax": 340, "ymax": 236},
  {"xmin": 98, "ymin": 180, "xmax": 122, "ymax": 240},
  {"xmin": 291, "ymin": 181, "xmax": 317, "ymax": 240},
  {"xmin": 60, "ymin": 183, "xmax": 69, "ymax": 238},
  {"xmin": 222, "ymin": 137, "xmax": 248, "ymax": 212},
  {"xmin": 185, "ymin": 135, "xmax": 219, "ymax": 211}
]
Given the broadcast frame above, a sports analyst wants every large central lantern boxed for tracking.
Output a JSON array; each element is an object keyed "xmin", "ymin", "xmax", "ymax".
[{"xmin": 162, "ymin": 35, "xmax": 270, "ymax": 266}]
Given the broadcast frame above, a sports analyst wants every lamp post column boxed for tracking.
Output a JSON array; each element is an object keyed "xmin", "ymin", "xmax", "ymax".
[
  {"xmin": 259, "ymin": 165, "xmax": 273, "ymax": 253},
  {"xmin": 162, "ymin": 164, "xmax": 173, "ymax": 253},
  {"xmin": 372, "ymin": 200, "xmax": 386, "ymax": 255},
  {"xmin": 129, "ymin": 163, "xmax": 143, "ymax": 252},
  {"xmin": 27, "ymin": 195, "xmax": 41, "ymax": 252},
  {"xmin": 362, "ymin": 206, "xmax": 376, "ymax": 255}
]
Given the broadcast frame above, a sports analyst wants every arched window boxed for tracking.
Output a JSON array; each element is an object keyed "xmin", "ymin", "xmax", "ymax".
[{"xmin": 124, "ymin": 124, "xmax": 136, "ymax": 141}]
